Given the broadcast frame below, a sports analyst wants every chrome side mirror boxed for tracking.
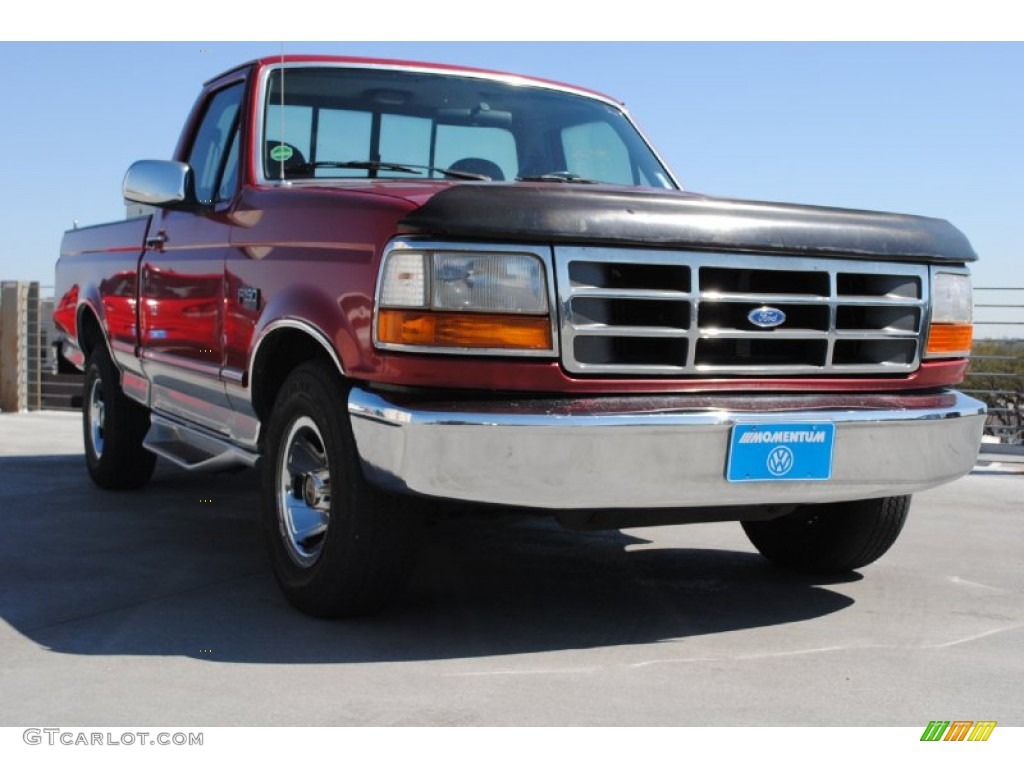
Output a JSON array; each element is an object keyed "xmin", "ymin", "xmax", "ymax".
[{"xmin": 123, "ymin": 160, "xmax": 194, "ymax": 207}]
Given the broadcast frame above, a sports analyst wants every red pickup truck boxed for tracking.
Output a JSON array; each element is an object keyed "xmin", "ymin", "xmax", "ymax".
[{"xmin": 55, "ymin": 54, "xmax": 986, "ymax": 617}]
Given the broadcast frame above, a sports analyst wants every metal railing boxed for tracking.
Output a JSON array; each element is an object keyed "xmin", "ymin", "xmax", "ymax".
[
  {"xmin": 2, "ymin": 281, "xmax": 1022, "ymax": 432},
  {"xmin": 962, "ymin": 288, "xmax": 1024, "ymax": 445}
]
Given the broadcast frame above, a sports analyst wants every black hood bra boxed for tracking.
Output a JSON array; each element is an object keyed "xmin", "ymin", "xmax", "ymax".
[{"xmin": 399, "ymin": 184, "xmax": 977, "ymax": 264}]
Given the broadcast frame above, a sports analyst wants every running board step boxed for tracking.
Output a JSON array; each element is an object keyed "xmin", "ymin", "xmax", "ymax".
[{"xmin": 143, "ymin": 415, "xmax": 259, "ymax": 472}]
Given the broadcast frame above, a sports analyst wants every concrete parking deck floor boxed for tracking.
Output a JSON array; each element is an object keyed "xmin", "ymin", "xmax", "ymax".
[{"xmin": 1, "ymin": 411, "xmax": 1021, "ymax": 725}]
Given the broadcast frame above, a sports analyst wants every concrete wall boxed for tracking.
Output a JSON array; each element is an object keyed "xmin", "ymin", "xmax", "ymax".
[{"xmin": 0, "ymin": 281, "xmax": 41, "ymax": 412}]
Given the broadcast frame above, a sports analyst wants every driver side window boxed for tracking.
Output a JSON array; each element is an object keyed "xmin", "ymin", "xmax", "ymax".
[
  {"xmin": 216, "ymin": 127, "xmax": 239, "ymax": 202},
  {"xmin": 188, "ymin": 83, "xmax": 244, "ymax": 204}
]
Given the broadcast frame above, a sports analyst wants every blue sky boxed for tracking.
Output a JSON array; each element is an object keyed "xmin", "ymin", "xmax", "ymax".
[{"xmin": 2, "ymin": 41, "xmax": 1021, "ymax": 332}]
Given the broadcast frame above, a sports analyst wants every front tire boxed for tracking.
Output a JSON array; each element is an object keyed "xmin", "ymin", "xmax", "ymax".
[
  {"xmin": 261, "ymin": 361, "xmax": 422, "ymax": 617},
  {"xmin": 741, "ymin": 495, "xmax": 911, "ymax": 573},
  {"xmin": 83, "ymin": 345, "xmax": 156, "ymax": 489}
]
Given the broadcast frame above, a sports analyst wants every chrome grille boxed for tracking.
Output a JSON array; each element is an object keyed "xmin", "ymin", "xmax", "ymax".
[{"xmin": 556, "ymin": 247, "xmax": 928, "ymax": 376}]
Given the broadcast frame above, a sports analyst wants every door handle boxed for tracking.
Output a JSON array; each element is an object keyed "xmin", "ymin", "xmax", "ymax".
[{"xmin": 146, "ymin": 231, "xmax": 168, "ymax": 248}]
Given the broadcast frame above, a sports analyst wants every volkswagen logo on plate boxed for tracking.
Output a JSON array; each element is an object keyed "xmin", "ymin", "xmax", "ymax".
[
  {"xmin": 766, "ymin": 446, "xmax": 795, "ymax": 477},
  {"xmin": 748, "ymin": 306, "xmax": 787, "ymax": 329}
]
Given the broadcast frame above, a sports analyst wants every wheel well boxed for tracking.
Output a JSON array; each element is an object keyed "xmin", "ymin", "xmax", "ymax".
[
  {"xmin": 251, "ymin": 328, "xmax": 342, "ymax": 423},
  {"xmin": 77, "ymin": 307, "xmax": 104, "ymax": 359}
]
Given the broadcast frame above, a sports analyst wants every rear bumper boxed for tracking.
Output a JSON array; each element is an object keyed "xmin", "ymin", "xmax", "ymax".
[{"xmin": 348, "ymin": 387, "xmax": 986, "ymax": 510}]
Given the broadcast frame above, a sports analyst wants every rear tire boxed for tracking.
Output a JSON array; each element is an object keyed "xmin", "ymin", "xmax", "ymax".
[
  {"xmin": 261, "ymin": 361, "xmax": 422, "ymax": 618},
  {"xmin": 83, "ymin": 345, "xmax": 156, "ymax": 490},
  {"xmin": 741, "ymin": 495, "xmax": 911, "ymax": 573}
]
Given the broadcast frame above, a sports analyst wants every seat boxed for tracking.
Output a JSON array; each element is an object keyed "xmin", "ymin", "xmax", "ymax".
[
  {"xmin": 265, "ymin": 142, "xmax": 309, "ymax": 179},
  {"xmin": 446, "ymin": 157, "xmax": 504, "ymax": 181}
]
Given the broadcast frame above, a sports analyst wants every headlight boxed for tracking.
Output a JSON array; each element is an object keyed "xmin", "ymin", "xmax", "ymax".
[
  {"xmin": 432, "ymin": 253, "xmax": 548, "ymax": 313},
  {"xmin": 926, "ymin": 270, "xmax": 973, "ymax": 357},
  {"xmin": 376, "ymin": 245, "xmax": 555, "ymax": 354}
]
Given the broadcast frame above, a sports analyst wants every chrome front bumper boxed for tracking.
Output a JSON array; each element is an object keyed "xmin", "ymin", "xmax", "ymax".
[{"xmin": 348, "ymin": 387, "xmax": 986, "ymax": 510}]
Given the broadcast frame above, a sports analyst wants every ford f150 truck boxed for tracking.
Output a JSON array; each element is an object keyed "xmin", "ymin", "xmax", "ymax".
[{"xmin": 55, "ymin": 55, "xmax": 986, "ymax": 617}]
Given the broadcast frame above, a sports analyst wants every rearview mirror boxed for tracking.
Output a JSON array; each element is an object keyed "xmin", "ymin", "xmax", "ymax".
[
  {"xmin": 123, "ymin": 160, "xmax": 194, "ymax": 207},
  {"xmin": 436, "ymin": 107, "xmax": 513, "ymax": 128}
]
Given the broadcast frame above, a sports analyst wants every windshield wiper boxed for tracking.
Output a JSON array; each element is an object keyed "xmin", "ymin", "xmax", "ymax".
[
  {"xmin": 515, "ymin": 171, "xmax": 600, "ymax": 184},
  {"xmin": 299, "ymin": 160, "xmax": 490, "ymax": 181},
  {"xmin": 302, "ymin": 160, "xmax": 419, "ymax": 174}
]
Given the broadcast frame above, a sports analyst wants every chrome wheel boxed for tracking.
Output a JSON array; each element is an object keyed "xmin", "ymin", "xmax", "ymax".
[
  {"xmin": 88, "ymin": 377, "xmax": 106, "ymax": 458},
  {"xmin": 277, "ymin": 415, "xmax": 332, "ymax": 567},
  {"xmin": 81, "ymin": 344, "xmax": 156, "ymax": 489},
  {"xmin": 262, "ymin": 361, "xmax": 423, "ymax": 616}
]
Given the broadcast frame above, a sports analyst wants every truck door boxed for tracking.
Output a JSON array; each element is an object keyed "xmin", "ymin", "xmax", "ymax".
[{"xmin": 139, "ymin": 81, "xmax": 243, "ymax": 434}]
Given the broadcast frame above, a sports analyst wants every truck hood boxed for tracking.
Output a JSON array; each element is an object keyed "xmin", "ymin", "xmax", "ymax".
[{"xmin": 396, "ymin": 184, "xmax": 976, "ymax": 264}]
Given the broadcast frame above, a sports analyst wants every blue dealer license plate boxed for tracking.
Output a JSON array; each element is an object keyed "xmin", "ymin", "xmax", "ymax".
[{"xmin": 727, "ymin": 423, "xmax": 835, "ymax": 482}]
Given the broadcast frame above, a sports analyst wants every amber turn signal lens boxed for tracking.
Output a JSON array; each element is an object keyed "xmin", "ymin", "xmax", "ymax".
[
  {"xmin": 926, "ymin": 323, "xmax": 973, "ymax": 356},
  {"xmin": 378, "ymin": 309, "xmax": 552, "ymax": 350}
]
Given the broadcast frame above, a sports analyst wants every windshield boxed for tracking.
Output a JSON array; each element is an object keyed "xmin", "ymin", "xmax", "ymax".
[{"xmin": 261, "ymin": 66, "xmax": 676, "ymax": 189}]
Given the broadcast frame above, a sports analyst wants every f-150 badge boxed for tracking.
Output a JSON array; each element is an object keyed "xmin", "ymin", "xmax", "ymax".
[{"xmin": 238, "ymin": 286, "xmax": 261, "ymax": 311}]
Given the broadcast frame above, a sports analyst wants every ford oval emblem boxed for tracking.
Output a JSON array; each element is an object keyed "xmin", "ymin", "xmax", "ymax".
[{"xmin": 748, "ymin": 306, "xmax": 787, "ymax": 329}]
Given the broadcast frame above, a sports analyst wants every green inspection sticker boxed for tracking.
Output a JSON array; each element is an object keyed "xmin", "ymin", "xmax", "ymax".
[{"xmin": 269, "ymin": 144, "xmax": 293, "ymax": 162}]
